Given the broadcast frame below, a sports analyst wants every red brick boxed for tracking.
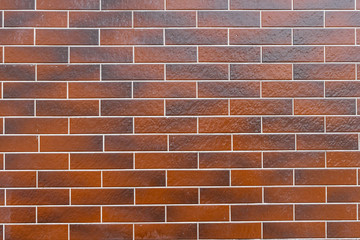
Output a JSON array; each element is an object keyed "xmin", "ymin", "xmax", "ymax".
[
  {"xmin": 36, "ymin": 29, "xmax": 98, "ymax": 45},
  {"xmin": 232, "ymin": 170, "xmax": 293, "ymax": 186},
  {"xmin": 167, "ymin": 64, "xmax": 228, "ymax": 80},
  {"xmin": 231, "ymin": 99, "xmax": 292, "ymax": 115},
  {"xmin": 7, "ymin": 189, "xmax": 69, "ymax": 205},
  {"xmin": 263, "ymin": 222, "xmax": 325, "ymax": 239},
  {"xmin": 167, "ymin": 100, "xmax": 228, "ymax": 116},
  {"xmin": 135, "ymin": 47, "xmax": 197, "ymax": 63},
  {"xmin": 136, "ymin": 188, "xmax": 198, "ymax": 204},
  {"xmin": 5, "ymin": 225, "xmax": 68, "ymax": 240},
  {"xmin": 169, "ymin": 135, "xmax": 231, "ymax": 151},
  {"xmin": 5, "ymin": 11, "xmax": 67, "ymax": 27},
  {"xmin": 326, "ymin": 81, "xmax": 360, "ymax": 97},
  {"xmin": 201, "ymin": 224, "xmax": 261, "ymax": 239},
  {"xmin": 295, "ymin": 99, "xmax": 356, "ymax": 115},
  {"xmin": 167, "ymin": 0, "xmax": 228, "ymax": 9},
  {"xmin": 0, "ymin": 29, "xmax": 33, "ymax": 45},
  {"xmin": 70, "ymin": 153, "xmax": 133, "ymax": 170},
  {"xmin": 71, "ymin": 47, "xmax": 132, "ymax": 63},
  {"xmin": 40, "ymin": 136, "xmax": 103, "ymax": 152},
  {"xmin": 167, "ymin": 206, "xmax": 229, "ymax": 222},
  {"xmin": 263, "ymin": 117, "xmax": 324, "ymax": 133},
  {"xmin": 294, "ymin": 0, "xmax": 355, "ymax": 9},
  {"xmin": 70, "ymin": 118, "xmax": 132, "ymax": 134},
  {"xmin": 199, "ymin": 46, "xmax": 260, "ymax": 62},
  {"xmin": 200, "ymin": 187, "xmax": 262, "ymax": 203},
  {"xmin": 294, "ymin": 64, "xmax": 356, "ymax": 80},
  {"xmin": 3, "ymin": 82, "xmax": 67, "ymax": 98},
  {"xmin": 135, "ymin": 153, "xmax": 198, "ymax": 169},
  {"xmin": 37, "ymin": 100, "xmax": 99, "ymax": 116},
  {"xmin": 5, "ymin": 153, "xmax": 68, "ymax": 170},
  {"xmin": 167, "ymin": 170, "xmax": 229, "ymax": 186},
  {"xmin": 230, "ymin": 29, "xmax": 291, "ymax": 45},
  {"xmin": 37, "ymin": 65, "xmax": 100, "ymax": 81},
  {"xmin": 199, "ymin": 152, "xmax": 261, "ymax": 168},
  {"xmin": 5, "ymin": 118, "xmax": 68, "ymax": 134},
  {"xmin": 234, "ymin": 134, "xmax": 295, "ymax": 150},
  {"xmin": 295, "ymin": 169, "xmax": 357, "ymax": 185},
  {"xmin": 0, "ymin": 0, "xmax": 34, "ymax": 9},
  {"xmin": 262, "ymin": 11, "xmax": 324, "ymax": 27},
  {"xmin": 327, "ymin": 187, "xmax": 360, "ymax": 202},
  {"xmin": 199, "ymin": 117, "xmax": 261, "ymax": 133},
  {"xmin": 105, "ymin": 135, "xmax": 167, "ymax": 151},
  {"xmin": 134, "ymin": 82, "xmax": 196, "ymax": 98},
  {"xmin": 101, "ymin": 29, "xmax": 163, "ymax": 45},
  {"xmin": 265, "ymin": 187, "xmax": 326, "ymax": 203},
  {"xmin": 263, "ymin": 81, "xmax": 324, "ymax": 98},
  {"xmin": 231, "ymin": 64, "xmax": 292, "ymax": 80},
  {"xmin": 328, "ymin": 222, "xmax": 360, "ymax": 238},
  {"xmin": 294, "ymin": 29, "xmax": 355, "ymax": 45},
  {"xmin": 231, "ymin": 0, "xmax": 291, "ymax": 9},
  {"xmin": 326, "ymin": 46, "xmax": 360, "ymax": 62},
  {"xmin": 198, "ymin": 82, "xmax": 260, "ymax": 98},
  {"xmin": 232, "ymin": 205, "xmax": 293, "ymax": 221},
  {"xmin": 135, "ymin": 224, "xmax": 197, "ymax": 240},
  {"xmin": 0, "ymin": 65, "xmax": 35, "ymax": 81},
  {"xmin": 0, "ymin": 171, "xmax": 36, "ymax": 188},
  {"xmin": 38, "ymin": 207, "xmax": 100, "ymax": 223},
  {"xmin": 102, "ymin": 100, "xmax": 164, "ymax": 116},
  {"xmin": 37, "ymin": 0, "xmax": 99, "ymax": 10},
  {"xmin": 297, "ymin": 134, "xmax": 358, "ymax": 150},
  {"xmin": 103, "ymin": 206, "xmax": 164, "ymax": 222},
  {"xmin": 326, "ymin": 12, "xmax": 360, "ymax": 27},
  {"xmin": 296, "ymin": 204, "xmax": 356, "ymax": 220},
  {"xmin": 326, "ymin": 116, "xmax": 360, "ymax": 132},
  {"xmin": 70, "ymin": 224, "xmax": 132, "ymax": 240},
  {"xmin": 198, "ymin": 11, "xmax": 260, "ymax": 27},
  {"xmin": 263, "ymin": 46, "xmax": 324, "ymax": 62},
  {"xmin": 135, "ymin": 117, "xmax": 197, "ymax": 133},
  {"xmin": 70, "ymin": 12, "xmax": 131, "ymax": 28},
  {"xmin": 71, "ymin": 189, "xmax": 133, "ymax": 205},
  {"xmin": 103, "ymin": 171, "xmax": 165, "ymax": 187},
  {"xmin": 0, "ymin": 136, "xmax": 38, "ymax": 152},
  {"xmin": 263, "ymin": 152, "xmax": 325, "ymax": 168},
  {"xmin": 327, "ymin": 151, "xmax": 360, "ymax": 167},
  {"xmin": 69, "ymin": 82, "xmax": 131, "ymax": 98},
  {"xmin": 166, "ymin": 29, "xmax": 227, "ymax": 45},
  {"xmin": 5, "ymin": 47, "xmax": 67, "ymax": 63},
  {"xmin": 134, "ymin": 11, "xmax": 196, "ymax": 27},
  {"xmin": 102, "ymin": 0, "xmax": 164, "ymax": 9},
  {"xmin": 38, "ymin": 171, "xmax": 101, "ymax": 187},
  {"xmin": 102, "ymin": 64, "xmax": 164, "ymax": 81}
]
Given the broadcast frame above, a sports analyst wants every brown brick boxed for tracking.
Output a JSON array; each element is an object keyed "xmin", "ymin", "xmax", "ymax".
[
  {"xmin": 199, "ymin": 117, "xmax": 261, "ymax": 133},
  {"xmin": 328, "ymin": 222, "xmax": 360, "ymax": 238},
  {"xmin": 297, "ymin": 134, "xmax": 358, "ymax": 150},
  {"xmin": 199, "ymin": 46, "xmax": 260, "ymax": 62},
  {"xmin": 71, "ymin": 189, "xmax": 133, "ymax": 205},
  {"xmin": 70, "ymin": 153, "xmax": 133, "ymax": 170},
  {"xmin": 38, "ymin": 207, "xmax": 100, "ymax": 223},
  {"xmin": 0, "ymin": 0, "xmax": 34, "ymax": 9},
  {"xmin": 262, "ymin": 81, "xmax": 324, "ymax": 98},
  {"xmin": 326, "ymin": 11, "xmax": 360, "ymax": 27},
  {"xmin": 232, "ymin": 170, "xmax": 293, "ymax": 186},
  {"xmin": 199, "ymin": 152, "xmax": 261, "ymax": 168},
  {"xmin": 198, "ymin": 82, "xmax": 260, "ymax": 98},
  {"xmin": 167, "ymin": 170, "xmax": 229, "ymax": 186},
  {"xmin": 167, "ymin": 99, "xmax": 228, "ymax": 116},
  {"xmin": 70, "ymin": 225, "xmax": 132, "ymax": 240},
  {"xmin": 103, "ymin": 171, "xmax": 165, "ymax": 187},
  {"xmin": 101, "ymin": 29, "xmax": 163, "ymax": 45},
  {"xmin": 166, "ymin": 29, "xmax": 227, "ymax": 45},
  {"xmin": 326, "ymin": 46, "xmax": 360, "ymax": 62},
  {"xmin": 294, "ymin": 29, "xmax": 355, "ymax": 45},
  {"xmin": 5, "ymin": 47, "xmax": 67, "ymax": 63},
  {"xmin": 167, "ymin": 0, "xmax": 228, "ymax": 9},
  {"xmin": 5, "ymin": 118, "xmax": 67, "ymax": 134},
  {"xmin": 0, "ymin": 29, "xmax": 33, "ymax": 45},
  {"xmin": 198, "ymin": 11, "xmax": 260, "ymax": 27},
  {"xmin": 326, "ymin": 81, "xmax": 360, "ymax": 97},
  {"xmin": 0, "ymin": 65, "xmax": 35, "ymax": 81},
  {"xmin": 263, "ymin": 152, "xmax": 325, "ymax": 168},
  {"xmin": 167, "ymin": 206, "xmax": 229, "ymax": 222},
  {"xmin": 232, "ymin": 205, "xmax": 293, "ymax": 221},
  {"xmin": 263, "ymin": 117, "xmax": 324, "ymax": 133},
  {"xmin": 5, "ymin": 225, "xmax": 68, "ymax": 240},
  {"xmin": 0, "ymin": 136, "xmax": 38, "ymax": 152},
  {"xmin": 231, "ymin": 99, "xmax": 293, "ymax": 115},
  {"xmin": 169, "ymin": 135, "xmax": 231, "ymax": 151},
  {"xmin": 135, "ymin": 224, "xmax": 196, "ymax": 240},
  {"xmin": 326, "ymin": 116, "xmax": 360, "ymax": 132},
  {"xmin": 102, "ymin": 0, "xmax": 164, "ymax": 9},
  {"xmin": 135, "ymin": 47, "xmax": 197, "ymax": 63},
  {"xmin": 71, "ymin": 47, "xmax": 132, "ymax": 63},
  {"xmin": 103, "ymin": 206, "xmax": 164, "ymax": 222},
  {"xmin": 70, "ymin": 118, "xmax": 133, "ymax": 134},
  {"xmin": 7, "ymin": 189, "xmax": 69, "ymax": 205},
  {"xmin": 264, "ymin": 187, "xmax": 326, "ymax": 203},
  {"xmin": 263, "ymin": 222, "xmax": 325, "ymax": 239},
  {"xmin": 38, "ymin": 171, "xmax": 101, "ymax": 187},
  {"xmin": 294, "ymin": 64, "xmax": 356, "ymax": 80},
  {"xmin": 69, "ymin": 82, "xmax": 131, "ymax": 98},
  {"xmin": 167, "ymin": 64, "xmax": 228, "ymax": 80},
  {"xmin": 231, "ymin": 64, "xmax": 292, "ymax": 80},
  {"xmin": 102, "ymin": 64, "xmax": 164, "ymax": 81},
  {"xmin": 70, "ymin": 12, "xmax": 131, "ymax": 27},
  {"xmin": 200, "ymin": 223, "xmax": 261, "ymax": 239},
  {"xmin": 327, "ymin": 187, "xmax": 360, "ymax": 202},
  {"xmin": 135, "ymin": 117, "xmax": 197, "ymax": 133},
  {"xmin": 36, "ymin": 29, "xmax": 98, "ymax": 45},
  {"xmin": 5, "ymin": 153, "xmax": 68, "ymax": 170},
  {"xmin": 37, "ymin": 0, "xmax": 99, "ymax": 9},
  {"xmin": 263, "ymin": 46, "xmax": 324, "ymax": 62},
  {"xmin": 134, "ymin": 11, "xmax": 196, "ymax": 27},
  {"xmin": 105, "ymin": 135, "xmax": 167, "ymax": 151},
  {"xmin": 295, "ymin": 99, "xmax": 356, "ymax": 115},
  {"xmin": 5, "ymin": 11, "xmax": 67, "ymax": 27},
  {"xmin": 327, "ymin": 151, "xmax": 360, "ymax": 167},
  {"xmin": 0, "ymin": 207, "xmax": 35, "ymax": 223},
  {"xmin": 230, "ymin": 29, "xmax": 291, "ymax": 45},
  {"xmin": 135, "ymin": 153, "xmax": 198, "ymax": 169},
  {"xmin": 102, "ymin": 100, "xmax": 164, "ymax": 116},
  {"xmin": 136, "ymin": 188, "xmax": 198, "ymax": 204},
  {"xmin": 37, "ymin": 65, "xmax": 100, "ymax": 81},
  {"xmin": 0, "ymin": 100, "xmax": 34, "ymax": 116},
  {"xmin": 0, "ymin": 171, "xmax": 36, "ymax": 187},
  {"xmin": 3, "ymin": 82, "xmax": 67, "ymax": 98},
  {"xmin": 294, "ymin": 0, "xmax": 355, "ymax": 9},
  {"xmin": 231, "ymin": 0, "xmax": 291, "ymax": 9},
  {"xmin": 133, "ymin": 82, "xmax": 196, "ymax": 98},
  {"xmin": 37, "ymin": 100, "xmax": 99, "ymax": 116},
  {"xmin": 262, "ymin": 11, "xmax": 324, "ymax": 27},
  {"xmin": 40, "ymin": 136, "xmax": 103, "ymax": 152},
  {"xmin": 200, "ymin": 187, "xmax": 262, "ymax": 203},
  {"xmin": 295, "ymin": 169, "xmax": 357, "ymax": 185},
  {"xmin": 296, "ymin": 204, "xmax": 356, "ymax": 220}
]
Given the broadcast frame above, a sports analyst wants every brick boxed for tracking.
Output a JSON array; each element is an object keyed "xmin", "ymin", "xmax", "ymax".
[
  {"xmin": 200, "ymin": 187, "xmax": 262, "ymax": 203},
  {"xmin": 102, "ymin": 0, "xmax": 164, "ymax": 9},
  {"xmin": 103, "ymin": 171, "xmax": 165, "ymax": 187},
  {"xmin": 0, "ymin": 171, "xmax": 36, "ymax": 187},
  {"xmin": 102, "ymin": 100, "xmax": 164, "ymax": 116},
  {"xmin": 232, "ymin": 205, "xmax": 293, "ymax": 221},
  {"xmin": 167, "ymin": 100, "xmax": 228, "ymax": 116},
  {"xmin": 232, "ymin": 170, "xmax": 293, "ymax": 186},
  {"xmin": 199, "ymin": 152, "xmax": 261, "ymax": 168},
  {"xmin": 199, "ymin": 117, "xmax": 261, "ymax": 133},
  {"xmin": 135, "ymin": 47, "xmax": 197, "ymax": 63},
  {"xmin": 198, "ymin": 11, "xmax": 260, "ymax": 27},
  {"xmin": 0, "ymin": 0, "xmax": 34, "ymax": 9},
  {"xmin": 135, "ymin": 117, "xmax": 197, "ymax": 133},
  {"xmin": 134, "ymin": 82, "xmax": 196, "ymax": 98},
  {"xmin": 70, "ymin": 153, "xmax": 133, "ymax": 170},
  {"xmin": 70, "ymin": 118, "xmax": 132, "ymax": 134},
  {"xmin": 327, "ymin": 151, "xmax": 360, "ymax": 167},
  {"xmin": 294, "ymin": 29, "xmax": 355, "ymax": 45},
  {"xmin": 167, "ymin": 64, "xmax": 228, "ymax": 80},
  {"xmin": 5, "ymin": 153, "xmax": 67, "ymax": 170},
  {"xmin": 263, "ymin": 222, "xmax": 325, "ymax": 239},
  {"xmin": 262, "ymin": 11, "xmax": 323, "ymax": 27},
  {"xmin": 134, "ymin": 11, "xmax": 196, "ymax": 27},
  {"xmin": 296, "ymin": 204, "xmax": 356, "ymax": 220},
  {"xmin": 70, "ymin": 225, "xmax": 132, "ymax": 240},
  {"xmin": 5, "ymin": 225, "xmax": 68, "ymax": 240},
  {"xmin": 169, "ymin": 135, "xmax": 231, "ymax": 151},
  {"xmin": 37, "ymin": 100, "xmax": 99, "ymax": 116},
  {"xmin": 38, "ymin": 207, "xmax": 100, "ymax": 223},
  {"xmin": 0, "ymin": 29, "xmax": 33, "ymax": 45},
  {"xmin": 263, "ymin": 117, "xmax": 324, "ymax": 133},
  {"xmin": 231, "ymin": 99, "xmax": 292, "ymax": 115},
  {"xmin": 295, "ymin": 169, "xmax": 357, "ymax": 185},
  {"xmin": 263, "ymin": 46, "xmax": 324, "ymax": 62},
  {"xmin": 70, "ymin": 12, "xmax": 132, "ymax": 27},
  {"xmin": 199, "ymin": 46, "xmax": 260, "ymax": 62},
  {"xmin": 297, "ymin": 134, "xmax": 358, "ymax": 150},
  {"xmin": 69, "ymin": 82, "xmax": 131, "ymax": 98},
  {"xmin": 167, "ymin": 206, "xmax": 229, "ymax": 222},
  {"xmin": 136, "ymin": 188, "xmax": 198, "ymax": 204},
  {"xmin": 36, "ymin": 29, "xmax": 98, "ymax": 45},
  {"xmin": 231, "ymin": 0, "xmax": 291, "ymax": 9},
  {"xmin": 5, "ymin": 47, "xmax": 67, "ymax": 63},
  {"xmin": 5, "ymin": 11, "xmax": 67, "ymax": 27},
  {"xmin": 0, "ymin": 65, "xmax": 35, "ymax": 81},
  {"xmin": 166, "ymin": 29, "xmax": 227, "ymax": 45},
  {"xmin": 0, "ymin": 136, "xmax": 37, "ymax": 152},
  {"xmin": 326, "ymin": 117, "xmax": 360, "ymax": 132},
  {"xmin": 106, "ymin": 135, "xmax": 167, "ymax": 151},
  {"xmin": 71, "ymin": 47, "xmax": 132, "ymax": 63},
  {"xmin": 5, "ymin": 118, "xmax": 68, "ymax": 134},
  {"xmin": 167, "ymin": 0, "xmax": 228, "ymax": 9},
  {"xmin": 198, "ymin": 82, "xmax": 260, "ymax": 98},
  {"xmin": 102, "ymin": 64, "xmax": 164, "ymax": 81},
  {"xmin": 38, "ymin": 171, "xmax": 101, "ymax": 187},
  {"xmin": 263, "ymin": 152, "xmax": 325, "ymax": 168},
  {"xmin": 326, "ymin": 46, "xmax": 360, "ymax": 62},
  {"xmin": 3, "ymin": 82, "xmax": 67, "ymax": 98},
  {"xmin": 40, "ymin": 136, "xmax": 103, "ymax": 152},
  {"xmin": 328, "ymin": 222, "xmax": 360, "ymax": 238},
  {"xmin": 0, "ymin": 100, "xmax": 34, "ymax": 116},
  {"xmin": 264, "ymin": 187, "xmax": 325, "ymax": 203},
  {"xmin": 200, "ymin": 223, "xmax": 261, "ymax": 239},
  {"xmin": 135, "ymin": 153, "xmax": 198, "ymax": 169},
  {"xmin": 135, "ymin": 224, "xmax": 196, "ymax": 240},
  {"xmin": 326, "ymin": 81, "xmax": 360, "ymax": 97},
  {"xmin": 37, "ymin": 65, "xmax": 100, "ymax": 81},
  {"xmin": 262, "ymin": 81, "xmax": 324, "ymax": 98},
  {"xmin": 326, "ymin": 11, "xmax": 360, "ymax": 27},
  {"xmin": 294, "ymin": 64, "xmax": 355, "ymax": 80},
  {"xmin": 231, "ymin": 64, "xmax": 292, "ymax": 80},
  {"xmin": 327, "ymin": 187, "xmax": 360, "ymax": 202},
  {"xmin": 101, "ymin": 29, "xmax": 163, "ymax": 45},
  {"xmin": 103, "ymin": 206, "xmax": 164, "ymax": 222},
  {"xmin": 37, "ymin": 0, "xmax": 99, "ymax": 9},
  {"xmin": 230, "ymin": 29, "xmax": 291, "ymax": 45},
  {"xmin": 295, "ymin": 99, "xmax": 356, "ymax": 115},
  {"xmin": 6, "ymin": 189, "xmax": 69, "ymax": 205},
  {"xmin": 234, "ymin": 134, "xmax": 295, "ymax": 151},
  {"xmin": 294, "ymin": 0, "xmax": 355, "ymax": 9},
  {"xmin": 71, "ymin": 189, "xmax": 133, "ymax": 205},
  {"xmin": 167, "ymin": 170, "xmax": 229, "ymax": 186}
]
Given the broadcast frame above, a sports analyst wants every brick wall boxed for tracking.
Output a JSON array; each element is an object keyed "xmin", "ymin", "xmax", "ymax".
[{"xmin": 0, "ymin": 0, "xmax": 359, "ymax": 239}]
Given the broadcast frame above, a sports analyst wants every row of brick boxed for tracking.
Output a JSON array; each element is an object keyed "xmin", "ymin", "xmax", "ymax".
[
  {"xmin": 1, "ymin": 0, "xmax": 359, "ymax": 10},
  {"xmin": 2, "ymin": 81, "xmax": 360, "ymax": 98},
  {"xmin": 0, "ymin": 221, "xmax": 358, "ymax": 240},
  {"xmin": 0, "ymin": 134, "xmax": 358, "ymax": 152},
  {"xmin": 2, "ymin": 28, "xmax": 360, "ymax": 46},
  {"xmin": 0, "ymin": 186, "xmax": 360, "ymax": 203},
  {"xmin": 4, "ymin": 46, "xmax": 360, "ymax": 63},
  {"xmin": 3, "ymin": 116, "xmax": 360, "ymax": 134},
  {"xmin": 4, "ymin": 11, "xmax": 360, "ymax": 28},
  {"xmin": 1, "ymin": 99, "xmax": 360, "ymax": 116},
  {"xmin": 1, "ymin": 151, "xmax": 360, "ymax": 169}
]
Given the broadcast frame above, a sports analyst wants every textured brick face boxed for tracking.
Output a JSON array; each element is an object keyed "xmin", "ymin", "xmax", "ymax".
[{"xmin": 0, "ymin": 0, "xmax": 360, "ymax": 239}]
